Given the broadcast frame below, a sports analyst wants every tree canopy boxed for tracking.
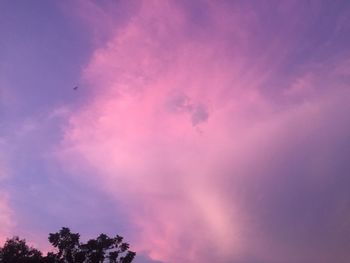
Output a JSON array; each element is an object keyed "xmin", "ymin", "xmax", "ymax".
[{"xmin": 0, "ymin": 227, "xmax": 136, "ymax": 263}]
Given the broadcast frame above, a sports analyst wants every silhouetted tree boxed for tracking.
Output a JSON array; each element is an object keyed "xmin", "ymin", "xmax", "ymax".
[
  {"xmin": 79, "ymin": 233, "xmax": 135, "ymax": 263},
  {"xmin": 0, "ymin": 236, "xmax": 43, "ymax": 263},
  {"xmin": 48, "ymin": 227, "xmax": 81, "ymax": 263},
  {"xmin": 0, "ymin": 227, "xmax": 136, "ymax": 263}
]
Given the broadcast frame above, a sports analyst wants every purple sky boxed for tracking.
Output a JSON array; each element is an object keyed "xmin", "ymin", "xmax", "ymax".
[{"xmin": 1, "ymin": 1, "xmax": 350, "ymax": 262}]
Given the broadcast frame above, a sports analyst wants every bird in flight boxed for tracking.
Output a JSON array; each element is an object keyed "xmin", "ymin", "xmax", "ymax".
[{"xmin": 73, "ymin": 86, "xmax": 78, "ymax": 90}]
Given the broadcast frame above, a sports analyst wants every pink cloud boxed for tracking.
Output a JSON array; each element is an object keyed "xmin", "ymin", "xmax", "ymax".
[
  {"xmin": 0, "ymin": 194, "xmax": 14, "ymax": 244},
  {"xmin": 0, "ymin": 157, "xmax": 15, "ymax": 245},
  {"xmin": 58, "ymin": 1, "xmax": 350, "ymax": 262}
]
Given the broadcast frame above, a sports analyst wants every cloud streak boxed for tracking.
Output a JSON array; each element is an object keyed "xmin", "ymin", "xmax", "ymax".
[{"xmin": 0, "ymin": 151, "xmax": 15, "ymax": 244}]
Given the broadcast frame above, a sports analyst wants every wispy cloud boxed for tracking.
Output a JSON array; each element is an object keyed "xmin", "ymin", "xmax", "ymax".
[
  {"xmin": 0, "ymin": 193, "xmax": 14, "ymax": 244},
  {"xmin": 0, "ymin": 151, "xmax": 15, "ymax": 244}
]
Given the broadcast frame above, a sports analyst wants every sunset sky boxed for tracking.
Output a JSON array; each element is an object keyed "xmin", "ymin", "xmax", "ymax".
[{"xmin": 1, "ymin": 1, "xmax": 350, "ymax": 262}]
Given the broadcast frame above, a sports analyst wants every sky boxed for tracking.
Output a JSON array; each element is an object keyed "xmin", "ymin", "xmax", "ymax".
[{"xmin": 1, "ymin": 0, "xmax": 350, "ymax": 262}]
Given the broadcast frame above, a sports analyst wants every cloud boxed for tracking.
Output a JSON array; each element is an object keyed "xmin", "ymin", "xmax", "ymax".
[
  {"xmin": 165, "ymin": 91, "xmax": 209, "ymax": 126},
  {"xmin": 58, "ymin": 1, "xmax": 350, "ymax": 262},
  {"xmin": 48, "ymin": 106, "xmax": 71, "ymax": 120},
  {"xmin": 190, "ymin": 104, "xmax": 209, "ymax": 126},
  {"xmin": 0, "ymin": 152, "xmax": 15, "ymax": 245},
  {"xmin": 0, "ymin": 193, "xmax": 14, "ymax": 244}
]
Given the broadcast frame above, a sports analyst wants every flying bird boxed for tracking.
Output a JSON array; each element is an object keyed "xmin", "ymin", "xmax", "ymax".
[{"xmin": 73, "ymin": 86, "xmax": 78, "ymax": 90}]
